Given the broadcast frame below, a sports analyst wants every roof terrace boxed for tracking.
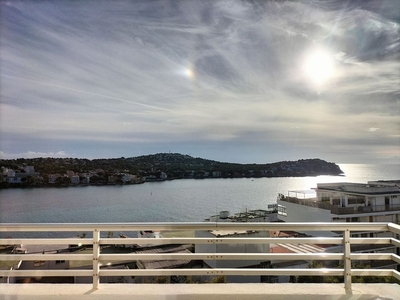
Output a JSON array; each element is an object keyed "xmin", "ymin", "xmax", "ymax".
[{"xmin": 280, "ymin": 195, "xmax": 400, "ymax": 215}]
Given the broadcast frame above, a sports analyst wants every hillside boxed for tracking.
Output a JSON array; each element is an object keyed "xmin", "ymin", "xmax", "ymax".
[{"xmin": 0, "ymin": 153, "xmax": 343, "ymax": 187}]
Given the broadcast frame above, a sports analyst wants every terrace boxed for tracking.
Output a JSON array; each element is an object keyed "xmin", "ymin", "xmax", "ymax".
[
  {"xmin": 280, "ymin": 195, "xmax": 400, "ymax": 215},
  {"xmin": 1, "ymin": 222, "xmax": 400, "ymax": 300}
]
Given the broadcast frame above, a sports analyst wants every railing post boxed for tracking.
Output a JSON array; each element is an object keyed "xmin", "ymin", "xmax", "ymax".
[
  {"xmin": 93, "ymin": 229, "xmax": 100, "ymax": 290},
  {"xmin": 343, "ymin": 229, "xmax": 352, "ymax": 291}
]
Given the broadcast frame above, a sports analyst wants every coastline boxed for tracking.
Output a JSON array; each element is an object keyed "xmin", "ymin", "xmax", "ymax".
[{"xmin": 0, "ymin": 171, "xmax": 345, "ymax": 190}]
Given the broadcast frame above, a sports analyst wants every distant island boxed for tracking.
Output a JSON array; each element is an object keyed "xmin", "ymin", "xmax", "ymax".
[{"xmin": 0, "ymin": 153, "xmax": 343, "ymax": 188}]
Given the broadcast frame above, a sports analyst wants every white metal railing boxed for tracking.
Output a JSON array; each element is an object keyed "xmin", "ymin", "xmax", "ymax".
[{"xmin": 0, "ymin": 222, "xmax": 399, "ymax": 291}]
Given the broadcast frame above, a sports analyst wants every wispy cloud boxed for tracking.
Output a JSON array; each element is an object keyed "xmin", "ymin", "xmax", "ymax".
[
  {"xmin": 0, "ymin": 151, "xmax": 69, "ymax": 159},
  {"xmin": 0, "ymin": 0, "xmax": 399, "ymax": 163}
]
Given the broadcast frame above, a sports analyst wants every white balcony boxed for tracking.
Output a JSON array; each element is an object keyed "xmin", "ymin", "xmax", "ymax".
[{"xmin": 1, "ymin": 222, "xmax": 400, "ymax": 300}]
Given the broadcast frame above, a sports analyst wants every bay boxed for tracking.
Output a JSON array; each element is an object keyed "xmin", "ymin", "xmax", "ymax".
[{"xmin": 0, "ymin": 164, "xmax": 398, "ymax": 237}]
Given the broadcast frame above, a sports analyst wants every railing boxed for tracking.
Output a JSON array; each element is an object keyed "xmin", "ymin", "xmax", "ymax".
[
  {"xmin": 280, "ymin": 197, "xmax": 332, "ymax": 210},
  {"xmin": 0, "ymin": 222, "xmax": 399, "ymax": 292},
  {"xmin": 280, "ymin": 197, "xmax": 400, "ymax": 215},
  {"xmin": 332, "ymin": 204, "xmax": 400, "ymax": 215}
]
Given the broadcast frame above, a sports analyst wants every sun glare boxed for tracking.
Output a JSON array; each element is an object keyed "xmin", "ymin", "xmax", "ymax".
[
  {"xmin": 302, "ymin": 48, "xmax": 335, "ymax": 87},
  {"xmin": 185, "ymin": 68, "xmax": 194, "ymax": 79}
]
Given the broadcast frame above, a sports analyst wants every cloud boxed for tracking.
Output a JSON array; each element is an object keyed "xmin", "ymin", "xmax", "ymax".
[
  {"xmin": 0, "ymin": 151, "xmax": 69, "ymax": 160},
  {"xmin": 0, "ymin": 0, "xmax": 399, "ymax": 163}
]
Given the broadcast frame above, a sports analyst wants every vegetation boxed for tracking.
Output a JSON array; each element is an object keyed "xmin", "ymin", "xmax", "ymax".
[{"xmin": 0, "ymin": 153, "xmax": 343, "ymax": 189}]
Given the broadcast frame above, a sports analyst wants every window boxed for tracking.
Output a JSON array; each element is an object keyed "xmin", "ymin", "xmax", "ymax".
[
  {"xmin": 347, "ymin": 195, "xmax": 365, "ymax": 205},
  {"xmin": 56, "ymin": 260, "xmax": 65, "ymax": 264},
  {"xmin": 278, "ymin": 205, "xmax": 287, "ymax": 216},
  {"xmin": 321, "ymin": 193, "xmax": 330, "ymax": 201}
]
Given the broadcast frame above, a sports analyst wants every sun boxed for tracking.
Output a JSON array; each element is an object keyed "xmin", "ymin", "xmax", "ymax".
[{"xmin": 301, "ymin": 47, "xmax": 335, "ymax": 87}]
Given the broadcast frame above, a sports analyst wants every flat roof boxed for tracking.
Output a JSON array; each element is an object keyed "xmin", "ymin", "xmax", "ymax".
[
  {"xmin": 316, "ymin": 182, "xmax": 400, "ymax": 195},
  {"xmin": 136, "ymin": 245, "xmax": 191, "ymax": 269}
]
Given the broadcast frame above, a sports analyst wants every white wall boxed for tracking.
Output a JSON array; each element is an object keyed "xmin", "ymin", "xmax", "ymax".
[{"xmin": 277, "ymin": 200, "xmax": 334, "ymax": 236}]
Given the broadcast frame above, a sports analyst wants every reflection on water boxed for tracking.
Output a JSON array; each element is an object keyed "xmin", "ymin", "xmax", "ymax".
[{"xmin": 0, "ymin": 164, "xmax": 398, "ymax": 237}]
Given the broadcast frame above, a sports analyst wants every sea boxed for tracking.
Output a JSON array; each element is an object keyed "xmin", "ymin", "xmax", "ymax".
[{"xmin": 0, "ymin": 163, "xmax": 398, "ymax": 237}]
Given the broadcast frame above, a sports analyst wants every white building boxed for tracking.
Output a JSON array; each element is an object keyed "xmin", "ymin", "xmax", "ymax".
[
  {"xmin": 275, "ymin": 180, "xmax": 400, "ymax": 272},
  {"xmin": 121, "ymin": 174, "xmax": 137, "ymax": 183},
  {"xmin": 196, "ymin": 229, "xmax": 270, "ymax": 269},
  {"xmin": 71, "ymin": 175, "xmax": 80, "ymax": 184},
  {"xmin": 277, "ymin": 180, "xmax": 400, "ymax": 237},
  {"xmin": 24, "ymin": 166, "xmax": 35, "ymax": 174},
  {"xmin": 195, "ymin": 229, "xmax": 270, "ymax": 283},
  {"xmin": 7, "ymin": 169, "xmax": 16, "ymax": 183},
  {"xmin": 212, "ymin": 171, "xmax": 221, "ymax": 178},
  {"xmin": 196, "ymin": 210, "xmax": 277, "ymax": 283}
]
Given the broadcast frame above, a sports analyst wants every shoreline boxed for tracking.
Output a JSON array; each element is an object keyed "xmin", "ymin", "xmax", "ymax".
[{"xmin": 0, "ymin": 172, "xmax": 345, "ymax": 190}]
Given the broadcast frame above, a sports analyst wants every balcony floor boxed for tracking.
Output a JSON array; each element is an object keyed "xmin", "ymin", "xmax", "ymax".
[{"xmin": 1, "ymin": 283, "xmax": 399, "ymax": 300}]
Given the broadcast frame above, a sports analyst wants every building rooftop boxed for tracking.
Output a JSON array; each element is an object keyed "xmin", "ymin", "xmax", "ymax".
[
  {"xmin": 269, "ymin": 230, "xmax": 335, "ymax": 254},
  {"xmin": 136, "ymin": 245, "xmax": 192, "ymax": 269},
  {"xmin": 205, "ymin": 209, "xmax": 279, "ymax": 222},
  {"xmin": 316, "ymin": 182, "xmax": 400, "ymax": 195}
]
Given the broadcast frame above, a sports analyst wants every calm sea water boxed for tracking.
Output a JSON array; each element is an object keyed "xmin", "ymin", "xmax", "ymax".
[{"xmin": 0, "ymin": 164, "xmax": 398, "ymax": 237}]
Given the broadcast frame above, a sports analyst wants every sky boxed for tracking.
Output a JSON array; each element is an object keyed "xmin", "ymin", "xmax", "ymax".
[{"xmin": 0, "ymin": 0, "xmax": 399, "ymax": 164}]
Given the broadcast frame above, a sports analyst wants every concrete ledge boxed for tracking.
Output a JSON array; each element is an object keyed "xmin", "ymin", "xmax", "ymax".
[{"xmin": 1, "ymin": 283, "xmax": 399, "ymax": 300}]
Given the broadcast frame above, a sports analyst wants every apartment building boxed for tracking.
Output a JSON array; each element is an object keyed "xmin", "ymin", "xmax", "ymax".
[{"xmin": 277, "ymin": 180, "xmax": 399, "ymax": 230}]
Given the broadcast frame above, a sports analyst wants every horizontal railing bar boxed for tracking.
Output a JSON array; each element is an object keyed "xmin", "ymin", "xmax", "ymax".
[
  {"xmin": 392, "ymin": 254, "xmax": 400, "ymax": 264},
  {"xmin": 101, "ymin": 237, "xmax": 344, "ymax": 245},
  {"xmin": 349, "ymin": 238, "xmax": 392, "ymax": 245},
  {"xmin": 114, "ymin": 236, "xmax": 395, "ymax": 246},
  {"xmin": 2, "ymin": 268, "xmax": 395, "ymax": 278},
  {"xmin": 350, "ymin": 253, "xmax": 393, "ymax": 260},
  {"xmin": 393, "ymin": 270, "xmax": 400, "ymax": 281},
  {"xmin": 99, "ymin": 253, "xmax": 343, "ymax": 261},
  {"xmin": 1, "ymin": 237, "xmax": 394, "ymax": 247},
  {"xmin": 0, "ymin": 254, "xmax": 92, "ymax": 261},
  {"xmin": 0, "ymin": 270, "xmax": 92, "ymax": 277},
  {"xmin": 391, "ymin": 238, "xmax": 400, "ymax": 248},
  {"xmin": 0, "ymin": 269, "xmax": 394, "ymax": 277},
  {"xmin": 0, "ymin": 222, "xmax": 390, "ymax": 232},
  {"xmin": 3, "ymin": 252, "xmax": 395, "ymax": 263},
  {"xmin": 0, "ymin": 238, "xmax": 92, "ymax": 245},
  {"xmin": 0, "ymin": 269, "xmax": 344, "ymax": 278},
  {"xmin": 388, "ymin": 223, "xmax": 400, "ymax": 235},
  {"xmin": 4, "ymin": 252, "xmax": 397, "ymax": 263},
  {"xmin": 352, "ymin": 269, "xmax": 393, "ymax": 276},
  {"xmin": 0, "ymin": 268, "xmax": 395, "ymax": 278},
  {"xmin": 99, "ymin": 268, "xmax": 345, "ymax": 277}
]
